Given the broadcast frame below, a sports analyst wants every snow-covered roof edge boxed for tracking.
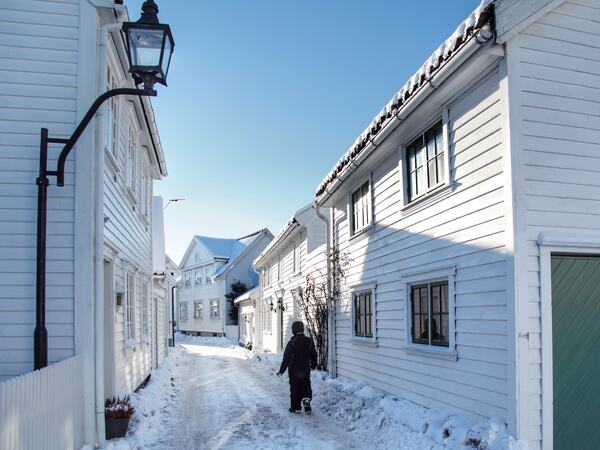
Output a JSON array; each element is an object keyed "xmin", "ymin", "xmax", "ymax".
[
  {"xmin": 233, "ymin": 286, "xmax": 260, "ymax": 304},
  {"xmin": 315, "ymin": 0, "xmax": 494, "ymax": 198},
  {"xmin": 214, "ymin": 228, "xmax": 274, "ymax": 279},
  {"xmin": 253, "ymin": 203, "xmax": 314, "ymax": 268}
]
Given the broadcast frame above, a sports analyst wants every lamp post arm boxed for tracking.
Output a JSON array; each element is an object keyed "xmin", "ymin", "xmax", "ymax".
[{"xmin": 52, "ymin": 87, "xmax": 156, "ymax": 186}]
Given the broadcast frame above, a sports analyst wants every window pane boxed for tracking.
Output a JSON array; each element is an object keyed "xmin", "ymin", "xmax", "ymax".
[
  {"xmin": 440, "ymin": 283, "xmax": 448, "ymax": 313},
  {"xmin": 428, "ymin": 158, "xmax": 437, "ymax": 188},
  {"xmin": 431, "ymin": 285, "xmax": 440, "ymax": 314},
  {"xmin": 420, "ymin": 287, "xmax": 428, "ymax": 314}
]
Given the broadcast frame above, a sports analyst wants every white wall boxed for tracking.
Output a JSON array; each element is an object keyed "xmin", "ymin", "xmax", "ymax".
[
  {"xmin": 509, "ymin": 2, "xmax": 600, "ymax": 448},
  {"xmin": 258, "ymin": 211, "xmax": 328, "ymax": 353},
  {"xmin": 103, "ymin": 35, "xmax": 156, "ymax": 394},
  {"xmin": 330, "ymin": 63, "xmax": 509, "ymax": 422},
  {"xmin": 0, "ymin": 0, "xmax": 80, "ymax": 380}
]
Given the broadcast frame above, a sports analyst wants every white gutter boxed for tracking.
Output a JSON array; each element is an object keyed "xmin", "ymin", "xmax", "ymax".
[
  {"xmin": 93, "ymin": 22, "xmax": 121, "ymax": 448},
  {"xmin": 316, "ymin": 26, "xmax": 493, "ymax": 205},
  {"xmin": 312, "ymin": 202, "xmax": 335, "ymax": 376}
]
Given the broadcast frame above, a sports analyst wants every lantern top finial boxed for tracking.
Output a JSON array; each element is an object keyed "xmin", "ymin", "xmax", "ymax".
[{"xmin": 139, "ymin": 0, "xmax": 159, "ymax": 24}]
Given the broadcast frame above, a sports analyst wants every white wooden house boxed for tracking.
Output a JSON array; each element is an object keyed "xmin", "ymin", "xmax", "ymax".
[
  {"xmin": 234, "ymin": 286, "xmax": 260, "ymax": 348},
  {"xmin": 0, "ymin": 1, "xmax": 170, "ymax": 447},
  {"xmin": 177, "ymin": 229, "xmax": 273, "ymax": 338},
  {"xmin": 314, "ymin": 1, "xmax": 600, "ymax": 449},
  {"xmin": 253, "ymin": 204, "xmax": 329, "ymax": 353}
]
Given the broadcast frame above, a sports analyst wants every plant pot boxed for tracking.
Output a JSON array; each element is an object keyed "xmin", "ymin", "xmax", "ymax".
[{"xmin": 105, "ymin": 417, "xmax": 130, "ymax": 440}]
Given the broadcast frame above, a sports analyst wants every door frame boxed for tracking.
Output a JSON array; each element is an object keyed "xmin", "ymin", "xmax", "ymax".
[{"xmin": 538, "ymin": 232, "xmax": 600, "ymax": 450}]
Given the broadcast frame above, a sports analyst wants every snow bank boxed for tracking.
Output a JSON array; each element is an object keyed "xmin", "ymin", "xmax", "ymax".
[{"xmin": 247, "ymin": 348, "xmax": 527, "ymax": 450}]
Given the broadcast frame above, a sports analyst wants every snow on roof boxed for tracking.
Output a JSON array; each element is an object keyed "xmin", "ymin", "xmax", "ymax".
[
  {"xmin": 210, "ymin": 229, "xmax": 271, "ymax": 279},
  {"xmin": 194, "ymin": 235, "xmax": 248, "ymax": 261},
  {"xmin": 315, "ymin": 0, "xmax": 494, "ymax": 198},
  {"xmin": 253, "ymin": 203, "xmax": 314, "ymax": 268},
  {"xmin": 233, "ymin": 286, "xmax": 260, "ymax": 304}
]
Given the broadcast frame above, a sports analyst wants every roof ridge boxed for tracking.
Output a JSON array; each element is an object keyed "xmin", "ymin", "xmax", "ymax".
[{"xmin": 237, "ymin": 228, "xmax": 267, "ymax": 241}]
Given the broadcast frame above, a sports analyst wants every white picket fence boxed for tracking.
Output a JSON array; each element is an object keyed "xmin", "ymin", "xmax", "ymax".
[{"xmin": 0, "ymin": 355, "xmax": 84, "ymax": 450}]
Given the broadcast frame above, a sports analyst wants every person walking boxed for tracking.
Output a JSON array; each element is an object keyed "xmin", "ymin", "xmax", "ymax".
[{"xmin": 277, "ymin": 321, "xmax": 318, "ymax": 414}]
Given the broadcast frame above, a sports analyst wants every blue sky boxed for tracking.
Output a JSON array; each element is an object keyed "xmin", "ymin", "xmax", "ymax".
[{"xmin": 128, "ymin": 0, "xmax": 483, "ymax": 263}]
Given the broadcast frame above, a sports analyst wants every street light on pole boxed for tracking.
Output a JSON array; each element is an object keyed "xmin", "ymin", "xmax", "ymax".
[{"xmin": 34, "ymin": 0, "xmax": 175, "ymax": 370}]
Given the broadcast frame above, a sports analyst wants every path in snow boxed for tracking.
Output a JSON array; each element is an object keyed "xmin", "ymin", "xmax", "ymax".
[{"xmin": 147, "ymin": 340, "xmax": 362, "ymax": 450}]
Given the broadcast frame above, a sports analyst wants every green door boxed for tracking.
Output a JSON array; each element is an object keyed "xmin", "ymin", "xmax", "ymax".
[{"xmin": 551, "ymin": 255, "xmax": 600, "ymax": 450}]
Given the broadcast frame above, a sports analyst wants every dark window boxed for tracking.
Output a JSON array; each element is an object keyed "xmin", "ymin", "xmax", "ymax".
[
  {"xmin": 406, "ymin": 121, "xmax": 444, "ymax": 202},
  {"xmin": 354, "ymin": 291, "xmax": 374, "ymax": 338},
  {"xmin": 410, "ymin": 281, "xmax": 449, "ymax": 347},
  {"xmin": 351, "ymin": 181, "xmax": 371, "ymax": 235}
]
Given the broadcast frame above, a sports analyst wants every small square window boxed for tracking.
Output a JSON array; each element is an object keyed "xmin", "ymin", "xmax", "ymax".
[{"xmin": 350, "ymin": 180, "xmax": 372, "ymax": 236}]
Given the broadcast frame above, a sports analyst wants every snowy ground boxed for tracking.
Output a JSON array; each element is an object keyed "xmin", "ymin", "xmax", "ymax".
[{"xmin": 101, "ymin": 335, "xmax": 527, "ymax": 450}]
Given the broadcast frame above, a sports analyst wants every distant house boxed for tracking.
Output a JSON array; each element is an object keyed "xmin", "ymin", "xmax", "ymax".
[
  {"xmin": 177, "ymin": 230, "xmax": 273, "ymax": 337},
  {"xmin": 0, "ymin": 2, "xmax": 170, "ymax": 447},
  {"xmin": 314, "ymin": 1, "xmax": 600, "ymax": 449},
  {"xmin": 234, "ymin": 286, "xmax": 260, "ymax": 348},
  {"xmin": 253, "ymin": 204, "xmax": 328, "ymax": 353}
]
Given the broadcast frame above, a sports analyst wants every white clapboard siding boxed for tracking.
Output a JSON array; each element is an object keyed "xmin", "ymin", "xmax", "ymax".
[
  {"xmin": 103, "ymin": 42, "xmax": 154, "ymax": 394},
  {"xmin": 0, "ymin": 0, "xmax": 79, "ymax": 380},
  {"xmin": 0, "ymin": 354, "xmax": 84, "ymax": 450},
  {"xmin": 332, "ymin": 65, "xmax": 508, "ymax": 421},
  {"xmin": 259, "ymin": 213, "xmax": 328, "ymax": 353},
  {"xmin": 514, "ymin": 1, "xmax": 600, "ymax": 448}
]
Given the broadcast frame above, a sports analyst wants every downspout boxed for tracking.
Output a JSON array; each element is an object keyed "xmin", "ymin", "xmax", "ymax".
[
  {"xmin": 94, "ymin": 22, "xmax": 121, "ymax": 448},
  {"xmin": 313, "ymin": 202, "xmax": 335, "ymax": 377},
  {"xmin": 171, "ymin": 284, "xmax": 176, "ymax": 346}
]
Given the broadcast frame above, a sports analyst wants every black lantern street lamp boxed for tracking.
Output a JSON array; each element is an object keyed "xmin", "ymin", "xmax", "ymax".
[
  {"xmin": 122, "ymin": 0, "xmax": 174, "ymax": 88},
  {"xmin": 33, "ymin": 0, "xmax": 174, "ymax": 370}
]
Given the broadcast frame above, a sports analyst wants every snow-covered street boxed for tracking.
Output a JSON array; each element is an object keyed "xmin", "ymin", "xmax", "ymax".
[{"xmin": 109, "ymin": 336, "xmax": 525, "ymax": 450}]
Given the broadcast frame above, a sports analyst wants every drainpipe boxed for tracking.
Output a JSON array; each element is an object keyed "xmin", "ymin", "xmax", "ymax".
[
  {"xmin": 171, "ymin": 284, "xmax": 177, "ymax": 346},
  {"xmin": 313, "ymin": 202, "xmax": 335, "ymax": 377},
  {"xmin": 93, "ymin": 22, "xmax": 121, "ymax": 448}
]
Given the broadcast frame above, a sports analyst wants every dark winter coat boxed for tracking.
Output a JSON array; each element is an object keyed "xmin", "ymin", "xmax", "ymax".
[{"xmin": 278, "ymin": 333, "xmax": 318, "ymax": 379}]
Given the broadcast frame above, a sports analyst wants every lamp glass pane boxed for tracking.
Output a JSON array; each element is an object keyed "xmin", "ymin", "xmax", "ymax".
[
  {"xmin": 128, "ymin": 27, "xmax": 165, "ymax": 67},
  {"xmin": 161, "ymin": 37, "xmax": 173, "ymax": 76}
]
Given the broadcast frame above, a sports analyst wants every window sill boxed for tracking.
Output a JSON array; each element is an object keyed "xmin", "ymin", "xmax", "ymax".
[
  {"xmin": 351, "ymin": 337, "xmax": 378, "ymax": 347},
  {"xmin": 403, "ymin": 345, "xmax": 457, "ymax": 361},
  {"xmin": 401, "ymin": 183, "xmax": 452, "ymax": 215},
  {"xmin": 105, "ymin": 148, "xmax": 120, "ymax": 174},
  {"xmin": 349, "ymin": 223, "xmax": 374, "ymax": 242}
]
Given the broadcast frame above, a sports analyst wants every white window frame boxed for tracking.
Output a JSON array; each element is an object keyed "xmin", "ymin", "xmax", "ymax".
[
  {"xmin": 265, "ymin": 264, "xmax": 271, "ymax": 287},
  {"xmin": 140, "ymin": 150, "xmax": 151, "ymax": 221},
  {"xmin": 293, "ymin": 241, "xmax": 301, "ymax": 275},
  {"xmin": 125, "ymin": 271, "xmax": 136, "ymax": 344},
  {"xmin": 209, "ymin": 299, "xmax": 220, "ymax": 319},
  {"xmin": 262, "ymin": 298, "xmax": 272, "ymax": 335},
  {"xmin": 105, "ymin": 47, "xmax": 122, "ymax": 172},
  {"xmin": 348, "ymin": 175, "xmax": 373, "ymax": 238},
  {"xmin": 401, "ymin": 264, "xmax": 457, "ymax": 360},
  {"xmin": 194, "ymin": 300, "xmax": 203, "ymax": 319},
  {"xmin": 141, "ymin": 279, "xmax": 149, "ymax": 339},
  {"xmin": 277, "ymin": 254, "xmax": 282, "ymax": 282},
  {"xmin": 179, "ymin": 302, "xmax": 188, "ymax": 321},
  {"xmin": 195, "ymin": 270, "xmax": 203, "ymax": 285},
  {"xmin": 205, "ymin": 266, "xmax": 212, "ymax": 284},
  {"xmin": 400, "ymin": 111, "xmax": 451, "ymax": 208},
  {"xmin": 350, "ymin": 282, "xmax": 377, "ymax": 345},
  {"xmin": 184, "ymin": 272, "xmax": 191, "ymax": 287}
]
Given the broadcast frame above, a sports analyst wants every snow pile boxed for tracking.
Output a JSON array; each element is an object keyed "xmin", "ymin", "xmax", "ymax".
[{"xmin": 248, "ymin": 349, "xmax": 527, "ymax": 450}]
